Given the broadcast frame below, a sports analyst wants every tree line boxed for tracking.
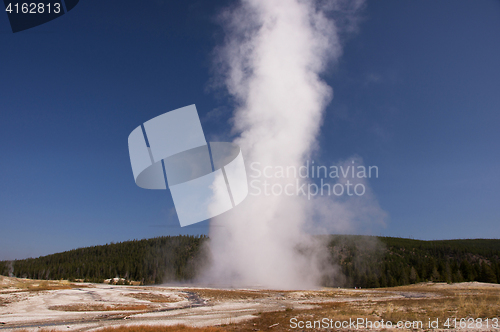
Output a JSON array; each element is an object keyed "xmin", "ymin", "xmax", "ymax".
[
  {"xmin": 1, "ymin": 235, "xmax": 499, "ymax": 287},
  {"xmin": 0, "ymin": 235, "xmax": 206, "ymax": 284},
  {"xmin": 327, "ymin": 236, "xmax": 500, "ymax": 288}
]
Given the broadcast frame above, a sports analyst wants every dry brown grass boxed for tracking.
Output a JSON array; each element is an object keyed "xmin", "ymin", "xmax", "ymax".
[
  {"xmin": 360, "ymin": 283, "xmax": 498, "ymax": 320},
  {"xmin": 15, "ymin": 327, "xmax": 224, "ymax": 332},
  {"xmin": 96, "ymin": 325, "xmax": 225, "ymax": 332},
  {"xmin": 23, "ymin": 283, "xmax": 73, "ymax": 291},
  {"xmin": 0, "ymin": 277, "xmax": 78, "ymax": 292},
  {"xmin": 372, "ymin": 295, "xmax": 500, "ymax": 325},
  {"xmin": 49, "ymin": 303, "xmax": 152, "ymax": 312},
  {"xmin": 125, "ymin": 292, "xmax": 180, "ymax": 303},
  {"xmin": 183, "ymin": 288, "xmax": 267, "ymax": 302},
  {"xmin": 219, "ymin": 283, "xmax": 500, "ymax": 332}
]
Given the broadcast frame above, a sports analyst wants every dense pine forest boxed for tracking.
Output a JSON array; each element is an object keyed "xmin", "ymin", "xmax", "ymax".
[
  {"xmin": 327, "ymin": 236, "xmax": 500, "ymax": 288},
  {"xmin": 1, "ymin": 235, "xmax": 499, "ymax": 288},
  {"xmin": 0, "ymin": 235, "xmax": 206, "ymax": 284}
]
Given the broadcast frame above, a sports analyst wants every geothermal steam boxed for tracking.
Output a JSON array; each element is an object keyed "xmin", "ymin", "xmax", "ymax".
[{"xmin": 203, "ymin": 0, "xmax": 370, "ymax": 289}]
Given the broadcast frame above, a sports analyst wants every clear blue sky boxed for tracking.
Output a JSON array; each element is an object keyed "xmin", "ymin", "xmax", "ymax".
[{"xmin": 1, "ymin": 0, "xmax": 499, "ymax": 260}]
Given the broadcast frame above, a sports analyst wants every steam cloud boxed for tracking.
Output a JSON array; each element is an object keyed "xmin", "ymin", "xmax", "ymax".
[{"xmin": 201, "ymin": 0, "xmax": 383, "ymax": 289}]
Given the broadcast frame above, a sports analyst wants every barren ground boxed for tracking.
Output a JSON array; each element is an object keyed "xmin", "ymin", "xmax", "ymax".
[{"xmin": 1, "ymin": 276, "xmax": 499, "ymax": 331}]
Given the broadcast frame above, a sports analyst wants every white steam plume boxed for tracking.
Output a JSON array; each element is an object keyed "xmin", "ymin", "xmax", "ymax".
[{"xmin": 202, "ymin": 0, "xmax": 373, "ymax": 289}]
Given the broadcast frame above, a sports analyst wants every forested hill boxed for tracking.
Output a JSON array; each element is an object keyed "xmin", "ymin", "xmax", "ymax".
[
  {"xmin": 328, "ymin": 236, "xmax": 500, "ymax": 288},
  {"xmin": 0, "ymin": 235, "xmax": 499, "ymax": 288},
  {"xmin": 0, "ymin": 235, "xmax": 207, "ymax": 284}
]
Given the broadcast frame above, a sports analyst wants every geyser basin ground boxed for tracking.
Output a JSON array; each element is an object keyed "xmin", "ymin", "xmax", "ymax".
[{"xmin": 1, "ymin": 276, "xmax": 499, "ymax": 331}]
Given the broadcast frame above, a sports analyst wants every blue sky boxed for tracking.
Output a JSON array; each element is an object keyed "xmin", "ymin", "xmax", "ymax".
[{"xmin": 1, "ymin": 0, "xmax": 499, "ymax": 260}]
